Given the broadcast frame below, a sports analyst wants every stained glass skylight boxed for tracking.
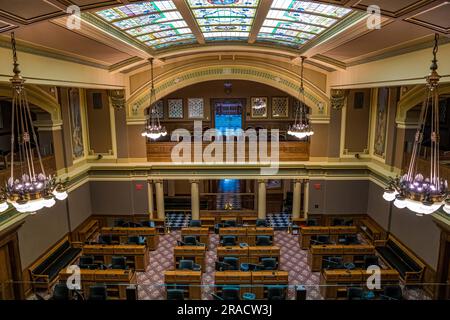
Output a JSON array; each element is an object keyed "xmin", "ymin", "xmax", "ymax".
[
  {"xmin": 258, "ymin": 0, "xmax": 352, "ymax": 48},
  {"xmin": 93, "ymin": 0, "xmax": 353, "ymax": 50},
  {"xmin": 95, "ymin": 1, "xmax": 195, "ymax": 50},
  {"xmin": 188, "ymin": 0, "xmax": 259, "ymax": 41}
]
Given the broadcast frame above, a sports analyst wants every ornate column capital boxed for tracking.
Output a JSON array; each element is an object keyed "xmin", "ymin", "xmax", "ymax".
[
  {"xmin": 330, "ymin": 89, "xmax": 349, "ymax": 110},
  {"xmin": 109, "ymin": 89, "xmax": 126, "ymax": 110},
  {"xmin": 189, "ymin": 179, "xmax": 200, "ymax": 184},
  {"xmin": 257, "ymin": 179, "xmax": 267, "ymax": 184}
]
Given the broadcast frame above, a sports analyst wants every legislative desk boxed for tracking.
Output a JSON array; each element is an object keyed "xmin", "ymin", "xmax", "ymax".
[
  {"xmin": 82, "ymin": 244, "xmax": 149, "ymax": 271},
  {"xmin": 215, "ymin": 271, "xmax": 252, "ymax": 298},
  {"xmin": 219, "ymin": 227, "xmax": 248, "ymax": 244},
  {"xmin": 181, "ymin": 227, "xmax": 210, "ymax": 248},
  {"xmin": 320, "ymin": 269, "xmax": 400, "ymax": 299},
  {"xmin": 173, "ymin": 246, "xmax": 206, "ymax": 271},
  {"xmin": 164, "ymin": 270, "xmax": 202, "ymax": 300},
  {"xmin": 59, "ymin": 268, "xmax": 136, "ymax": 300},
  {"xmin": 200, "ymin": 210, "xmax": 257, "ymax": 225},
  {"xmin": 217, "ymin": 246, "xmax": 249, "ymax": 264},
  {"xmin": 308, "ymin": 244, "xmax": 375, "ymax": 272},
  {"xmin": 248, "ymin": 246, "xmax": 280, "ymax": 264},
  {"xmin": 246, "ymin": 228, "xmax": 275, "ymax": 246},
  {"xmin": 101, "ymin": 227, "xmax": 159, "ymax": 250},
  {"xmin": 200, "ymin": 217, "xmax": 215, "ymax": 231},
  {"xmin": 252, "ymin": 271, "xmax": 289, "ymax": 299},
  {"xmin": 299, "ymin": 226, "xmax": 358, "ymax": 249}
]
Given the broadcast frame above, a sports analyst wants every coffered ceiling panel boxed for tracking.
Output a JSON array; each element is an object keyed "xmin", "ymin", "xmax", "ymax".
[
  {"xmin": 0, "ymin": 0, "xmax": 62, "ymax": 23},
  {"xmin": 322, "ymin": 20, "xmax": 433, "ymax": 61},
  {"xmin": 406, "ymin": 2, "xmax": 450, "ymax": 33},
  {"xmin": 13, "ymin": 21, "xmax": 133, "ymax": 65},
  {"xmin": 353, "ymin": 0, "xmax": 434, "ymax": 17}
]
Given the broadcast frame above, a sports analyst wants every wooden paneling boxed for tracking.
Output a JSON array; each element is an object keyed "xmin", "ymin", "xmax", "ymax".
[{"xmin": 147, "ymin": 141, "xmax": 309, "ymax": 162}]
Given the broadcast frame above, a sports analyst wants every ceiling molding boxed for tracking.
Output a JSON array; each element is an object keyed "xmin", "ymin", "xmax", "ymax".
[{"xmin": 310, "ymin": 54, "xmax": 346, "ymax": 70}]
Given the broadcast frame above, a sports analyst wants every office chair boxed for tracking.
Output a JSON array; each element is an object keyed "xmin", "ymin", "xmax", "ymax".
[
  {"xmin": 306, "ymin": 219, "xmax": 318, "ymax": 226},
  {"xmin": 167, "ymin": 289, "xmax": 185, "ymax": 300},
  {"xmin": 178, "ymin": 259, "xmax": 201, "ymax": 271},
  {"xmin": 189, "ymin": 220, "xmax": 202, "ymax": 228},
  {"xmin": 256, "ymin": 219, "xmax": 267, "ymax": 227},
  {"xmin": 141, "ymin": 220, "xmax": 155, "ymax": 228},
  {"xmin": 267, "ymin": 286, "xmax": 285, "ymax": 300},
  {"xmin": 98, "ymin": 234, "xmax": 113, "ymax": 245},
  {"xmin": 223, "ymin": 257, "xmax": 239, "ymax": 270},
  {"xmin": 128, "ymin": 236, "xmax": 146, "ymax": 245},
  {"xmin": 222, "ymin": 286, "xmax": 240, "ymax": 300},
  {"xmin": 114, "ymin": 219, "xmax": 126, "ymax": 227},
  {"xmin": 332, "ymin": 218, "xmax": 345, "ymax": 226},
  {"xmin": 79, "ymin": 263, "xmax": 98, "ymax": 270},
  {"xmin": 88, "ymin": 285, "xmax": 107, "ymax": 300},
  {"xmin": 79, "ymin": 255, "xmax": 95, "ymax": 265},
  {"xmin": 311, "ymin": 235, "xmax": 331, "ymax": 245},
  {"xmin": 323, "ymin": 256, "xmax": 344, "ymax": 269},
  {"xmin": 256, "ymin": 235, "xmax": 272, "ymax": 246},
  {"xmin": 122, "ymin": 221, "xmax": 143, "ymax": 228},
  {"xmin": 52, "ymin": 283, "xmax": 70, "ymax": 301},
  {"xmin": 221, "ymin": 235, "xmax": 237, "ymax": 246},
  {"xmin": 110, "ymin": 256, "xmax": 128, "ymax": 270},
  {"xmin": 382, "ymin": 285, "xmax": 403, "ymax": 300},
  {"xmin": 343, "ymin": 234, "xmax": 359, "ymax": 245},
  {"xmin": 183, "ymin": 236, "xmax": 199, "ymax": 246},
  {"xmin": 260, "ymin": 257, "xmax": 278, "ymax": 270},
  {"xmin": 224, "ymin": 220, "xmax": 237, "ymax": 228},
  {"xmin": 364, "ymin": 255, "xmax": 379, "ymax": 268},
  {"xmin": 345, "ymin": 219, "xmax": 354, "ymax": 226},
  {"xmin": 347, "ymin": 287, "xmax": 364, "ymax": 300}
]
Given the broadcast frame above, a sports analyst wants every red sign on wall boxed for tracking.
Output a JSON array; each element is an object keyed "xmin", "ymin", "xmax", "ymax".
[
  {"xmin": 313, "ymin": 183, "xmax": 321, "ymax": 190},
  {"xmin": 135, "ymin": 184, "xmax": 144, "ymax": 191}
]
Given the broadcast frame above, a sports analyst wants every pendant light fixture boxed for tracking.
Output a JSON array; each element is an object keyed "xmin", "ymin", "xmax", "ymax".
[
  {"xmin": 288, "ymin": 56, "xmax": 314, "ymax": 140},
  {"xmin": 141, "ymin": 58, "xmax": 167, "ymax": 140},
  {"xmin": 0, "ymin": 33, "xmax": 68, "ymax": 214},
  {"xmin": 383, "ymin": 34, "xmax": 448, "ymax": 216}
]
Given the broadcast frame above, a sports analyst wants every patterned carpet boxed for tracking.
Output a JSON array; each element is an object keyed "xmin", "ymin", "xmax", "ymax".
[{"xmin": 136, "ymin": 230, "xmax": 431, "ymax": 300}]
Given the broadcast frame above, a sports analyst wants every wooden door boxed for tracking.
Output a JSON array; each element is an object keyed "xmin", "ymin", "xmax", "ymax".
[{"xmin": 0, "ymin": 245, "xmax": 14, "ymax": 300}]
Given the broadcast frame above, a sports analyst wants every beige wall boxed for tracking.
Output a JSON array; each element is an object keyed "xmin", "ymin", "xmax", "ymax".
[
  {"xmin": 344, "ymin": 89, "xmax": 371, "ymax": 153},
  {"xmin": 17, "ymin": 182, "xmax": 91, "ymax": 269},
  {"xmin": 367, "ymin": 181, "xmax": 440, "ymax": 269},
  {"xmin": 86, "ymin": 90, "xmax": 113, "ymax": 155}
]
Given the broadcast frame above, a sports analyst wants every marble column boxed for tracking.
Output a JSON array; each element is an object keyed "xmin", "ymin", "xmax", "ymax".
[
  {"xmin": 258, "ymin": 179, "xmax": 267, "ymax": 220},
  {"xmin": 292, "ymin": 179, "xmax": 302, "ymax": 219},
  {"xmin": 154, "ymin": 180, "xmax": 165, "ymax": 220},
  {"xmin": 147, "ymin": 180, "xmax": 154, "ymax": 219},
  {"xmin": 303, "ymin": 179, "xmax": 310, "ymax": 219},
  {"xmin": 191, "ymin": 179, "xmax": 200, "ymax": 220}
]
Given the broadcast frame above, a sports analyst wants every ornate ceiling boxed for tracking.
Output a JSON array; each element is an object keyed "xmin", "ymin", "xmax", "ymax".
[{"xmin": 0, "ymin": 0, "xmax": 448, "ymax": 72}]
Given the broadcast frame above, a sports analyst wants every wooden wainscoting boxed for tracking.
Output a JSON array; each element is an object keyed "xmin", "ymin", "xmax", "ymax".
[{"xmin": 147, "ymin": 141, "xmax": 309, "ymax": 162}]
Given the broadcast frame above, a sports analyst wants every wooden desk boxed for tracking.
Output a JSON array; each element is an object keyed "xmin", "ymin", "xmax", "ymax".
[
  {"xmin": 200, "ymin": 210, "xmax": 257, "ymax": 224},
  {"xmin": 173, "ymin": 246, "xmax": 206, "ymax": 271},
  {"xmin": 248, "ymin": 246, "xmax": 281, "ymax": 265},
  {"xmin": 252, "ymin": 271, "xmax": 289, "ymax": 299},
  {"xmin": 82, "ymin": 244, "xmax": 149, "ymax": 271},
  {"xmin": 78, "ymin": 220, "xmax": 99, "ymax": 243},
  {"xmin": 181, "ymin": 227, "xmax": 209, "ymax": 248},
  {"xmin": 308, "ymin": 244, "xmax": 375, "ymax": 272},
  {"xmin": 320, "ymin": 269, "xmax": 400, "ymax": 299},
  {"xmin": 359, "ymin": 219, "xmax": 385, "ymax": 242},
  {"xmin": 214, "ymin": 271, "xmax": 252, "ymax": 298},
  {"xmin": 217, "ymin": 246, "xmax": 249, "ymax": 264},
  {"xmin": 59, "ymin": 268, "xmax": 136, "ymax": 300},
  {"xmin": 299, "ymin": 226, "xmax": 358, "ymax": 249},
  {"xmin": 164, "ymin": 270, "xmax": 202, "ymax": 300},
  {"xmin": 101, "ymin": 227, "xmax": 159, "ymax": 250},
  {"xmin": 219, "ymin": 228, "xmax": 248, "ymax": 244},
  {"xmin": 246, "ymin": 228, "xmax": 274, "ymax": 246},
  {"xmin": 200, "ymin": 217, "xmax": 215, "ymax": 231},
  {"xmin": 242, "ymin": 217, "xmax": 257, "ymax": 226}
]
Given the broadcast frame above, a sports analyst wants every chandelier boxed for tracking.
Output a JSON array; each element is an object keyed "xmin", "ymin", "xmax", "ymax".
[
  {"xmin": 288, "ymin": 56, "xmax": 314, "ymax": 139},
  {"xmin": 383, "ymin": 34, "xmax": 448, "ymax": 216},
  {"xmin": 141, "ymin": 58, "xmax": 167, "ymax": 140},
  {"xmin": 0, "ymin": 33, "xmax": 68, "ymax": 214}
]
